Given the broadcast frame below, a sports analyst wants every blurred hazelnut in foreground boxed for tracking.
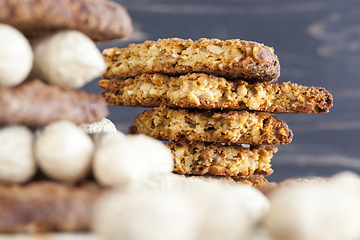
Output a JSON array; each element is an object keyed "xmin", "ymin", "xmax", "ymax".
[
  {"xmin": 193, "ymin": 185, "xmax": 269, "ymax": 240},
  {"xmin": 93, "ymin": 174, "xmax": 270, "ymax": 240},
  {"xmin": 264, "ymin": 172, "xmax": 360, "ymax": 240},
  {"xmin": 93, "ymin": 189, "xmax": 200, "ymax": 240}
]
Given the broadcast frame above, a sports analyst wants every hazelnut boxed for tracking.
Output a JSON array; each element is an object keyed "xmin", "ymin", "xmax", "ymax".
[
  {"xmin": 264, "ymin": 174, "xmax": 360, "ymax": 240},
  {"xmin": 92, "ymin": 131, "xmax": 127, "ymax": 148},
  {"xmin": 93, "ymin": 134, "xmax": 173, "ymax": 187},
  {"xmin": 30, "ymin": 30, "xmax": 106, "ymax": 89},
  {"xmin": 35, "ymin": 120, "xmax": 94, "ymax": 182},
  {"xmin": 0, "ymin": 125, "xmax": 36, "ymax": 183},
  {"xmin": 78, "ymin": 118, "xmax": 117, "ymax": 134},
  {"xmin": 0, "ymin": 24, "xmax": 33, "ymax": 87},
  {"xmin": 93, "ymin": 189, "xmax": 201, "ymax": 240}
]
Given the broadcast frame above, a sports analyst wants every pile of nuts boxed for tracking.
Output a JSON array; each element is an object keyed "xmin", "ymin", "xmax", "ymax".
[{"xmin": 0, "ymin": 24, "xmax": 175, "ymax": 186}]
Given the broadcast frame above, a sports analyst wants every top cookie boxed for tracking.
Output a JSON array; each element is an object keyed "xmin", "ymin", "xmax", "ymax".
[
  {"xmin": 102, "ymin": 38, "xmax": 280, "ymax": 83},
  {"xmin": 0, "ymin": 0, "xmax": 133, "ymax": 42}
]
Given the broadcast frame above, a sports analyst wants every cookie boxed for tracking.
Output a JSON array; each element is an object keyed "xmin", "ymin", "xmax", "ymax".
[
  {"xmin": 102, "ymin": 38, "xmax": 280, "ymax": 83},
  {"xmin": 0, "ymin": 181, "xmax": 103, "ymax": 233},
  {"xmin": 0, "ymin": 80, "xmax": 109, "ymax": 126},
  {"xmin": 168, "ymin": 140, "xmax": 276, "ymax": 177},
  {"xmin": 100, "ymin": 73, "xmax": 333, "ymax": 113},
  {"xmin": 0, "ymin": 0, "xmax": 132, "ymax": 42},
  {"xmin": 129, "ymin": 106, "xmax": 293, "ymax": 145}
]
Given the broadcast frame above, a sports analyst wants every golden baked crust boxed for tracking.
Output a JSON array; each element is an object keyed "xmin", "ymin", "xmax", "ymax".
[
  {"xmin": 0, "ymin": 0, "xmax": 132, "ymax": 42},
  {"xmin": 100, "ymin": 73, "xmax": 333, "ymax": 113},
  {"xmin": 168, "ymin": 140, "xmax": 276, "ymax": 177},
  {"xmin": 129, "ymin": 106, "xmax": 293, "ymax": 145},
  {"xmin": 0, "ymin": 181, "xmax": 103, "ymax": 233},
  {"xmin": 102, "ymin": 38, "xmax": 280, "ymax": 83},
  {"xmin": 0, "ymin": 79, "xmax": 109, "ymax": 126}
]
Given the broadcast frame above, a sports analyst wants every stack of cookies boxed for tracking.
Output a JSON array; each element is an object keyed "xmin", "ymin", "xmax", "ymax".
[
  {"xmin": 0, "ymin": 0, "xmax": 132, "ymax": 233},
  {"xmin": 100, "ymin": 38, "xmax": 333, "ymax": 186}
]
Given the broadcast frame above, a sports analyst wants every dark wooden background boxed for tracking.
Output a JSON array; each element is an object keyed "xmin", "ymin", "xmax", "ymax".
[{"xmin": 83, "ymin": 0, "xmax": 360, "ymax": 181}]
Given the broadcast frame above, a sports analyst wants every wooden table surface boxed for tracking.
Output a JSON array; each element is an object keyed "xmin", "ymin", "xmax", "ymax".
[{"xmin": 83, "ymin": 0, "xmax": 360, "ymax": 182}]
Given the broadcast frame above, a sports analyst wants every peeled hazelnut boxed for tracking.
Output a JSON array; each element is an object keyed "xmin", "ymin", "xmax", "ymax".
[
  {"xmin": 78, "ymin": 118, "xmax": 126, "ymax": 148},
  {"xmin": 30, "ymin": 30, "xmax": 106, "ymax": 89},
  {"xmin": 0, "ymin": 125, "xmax": 36, "ymax": 183},
  {"xmin": 93, "ymin": 134, "xmax": 173, "ymax": 187},
  {"xmin": 35, "ymin": 120, "xmax": 94, "ymax": 182},
  {"xmin": 192, "ymin": 184, "xmax": 270, "ymax": 240},
  {"xmin": 78, "ymin": 118, "xmax": 117, "ymax": 134},
  {"xmin": 0, "ymin": 24, "xmax": 33, "ymax": 87},
  {"xmin": 91, "ymin": 131, "xmax": 127, "ymax": 148}
]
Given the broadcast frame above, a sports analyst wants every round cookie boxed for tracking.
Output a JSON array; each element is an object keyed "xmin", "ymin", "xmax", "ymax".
[
  {"xmin": 100, "ymin": 73, "xmax": 333, "ymax": 113},
  {"xmin": 0, "ymin": 0, "xmax": 133, "ymax": 42},
  {"xmin": 169, "ymin": 140, "xmax": 276, "ymax": 177},
  {"xmin": 0, "ymin": 80, "xmax": 109, "ymax": 127},
  {"xmin": 102, "ymin": 38, "xmax": 280, "ymax": 83},
  {"xmin": 0, "ymin": 181, "xmax": 102, "ymax": 233},
  {"xmin": 129, "ymin": 106, "xmax": 293, "ymax": 145}
]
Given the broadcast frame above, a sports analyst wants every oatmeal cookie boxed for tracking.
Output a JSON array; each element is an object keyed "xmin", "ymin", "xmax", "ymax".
[
  {"xmin": 0, "ymin": 80, "xmax": 109, "ymax": 126},
  {"xmin": 0, "ymin": 181, "xmax": 103, "ymax": 233},
  {"xmin": 100, "ymin": 73, "xmax": 333, "ymax": 113},
  {"xmin": 168, "ymin": 140, "xmax": 276, "ymax": 177},
  {"xmin": 0, "ymin": 0, "xmax": 132, "ymax": 42},
  {"xmin": 102, "ymin": 38, "xmax": 280, "ymax": 83},
  {"xmin": 129, "ymin": 106, "xmax": 293, "ymax": 145}
]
